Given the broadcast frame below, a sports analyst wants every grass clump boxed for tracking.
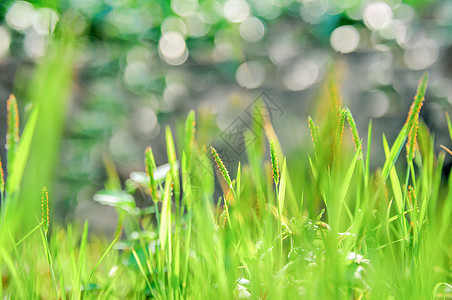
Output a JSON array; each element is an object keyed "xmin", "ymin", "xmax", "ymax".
[{"xmin": 4, "ymin": 73, "xmax": 452, "ymax": 299}]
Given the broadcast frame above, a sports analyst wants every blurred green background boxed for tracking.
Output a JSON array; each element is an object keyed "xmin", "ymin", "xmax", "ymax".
[{"xmin": 0, "ymin": 0, "xmax": 451, "ymax": 233}]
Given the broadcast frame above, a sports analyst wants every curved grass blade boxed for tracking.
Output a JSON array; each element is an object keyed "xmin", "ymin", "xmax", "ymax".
[{"xmin": 88, "ymin": 233, "xmax": 121, "ymax": 282}]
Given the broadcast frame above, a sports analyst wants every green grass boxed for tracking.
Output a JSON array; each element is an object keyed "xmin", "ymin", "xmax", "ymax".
[{"xmin": 2, "ymin": 72, "xmax": 452, "ymax": 299}]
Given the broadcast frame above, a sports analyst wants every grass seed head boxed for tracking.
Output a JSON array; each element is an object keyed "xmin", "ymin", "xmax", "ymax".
[
  {"xmin": 405, "ymin": 73, "xmax": 428, "ymax": 161},
  {"xmin": 404, "ymin": 73, "xmax": 428, "ymax": 129},
  {"xmin": 269, "ymin": 140, "xmax": 280, "ymax": 185},
  {"xmin": 0, "ymin": 156, "xmax": 4, "ymax": 194},
  {"xmin": 406, "ymin": 114, "xmax": 419, "ymax": 161},
  {"xmin": 6, "ymin": 94, "xmax": 19, "ymax": 168},
  {"xmin": 336, "ymin": 107, "xmax": 347, "ymax": 151},
  {"xmin": 41, "ymin": 186, "xmax": 49, "ymax": 234},
  {"xmin": 210, "ymin": 146, "xmax": 232, "ymax": 187},
  {"xmin": 345, "ymin": 108, "xmax": 361, "ymax": 152},
  {"xmin": 220, "ymin": 207, "xmax": 228, "ymax": 228},
  {"xmin": 308, "ymin": 116, "xmax": 320, "ymax": 151},
  {"xmin": 407, "ymin": 185, "xmax": 419, "ymax": 213}
]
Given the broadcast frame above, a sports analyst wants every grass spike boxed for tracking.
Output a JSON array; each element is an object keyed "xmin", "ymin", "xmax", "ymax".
[
  {"xmin": 308, "ymin": 116, "xmax": 320, "ymax": 151},
  {"xmin": 406, "ymin": 113, "xmax": 419, "ymax": 161},
  {"xmin": 270, "ymin": 139, "xmax": 280, "ymax": 185},
  {"xmin": 210, "ymin": 146, "xmax": 232, "ymax": 187},
  {"xmin": 336, "ymin": 107, "xmax": 347, "ymax": 151},
  {"xmin": 408, "ymin": 185, "xmax": 418, "ymax": 213},
  {"xmin": 0, "ymin": 155, "xmax": 4, "ymax": 221},
  {"xmin": 6, "ymin": 94, "xmax": 19, "ymax": 172},
  {"xmin": 405, "ymin": 73, "xmax": 428, "ymax": 161},
  {"xmin": 145, "ymin": 147, "xmax": 159, "ymax": 201},
  {"xmin": 0, "ymin": 156, "xmax": 4, "ymax": 195},
  {"xmin": 404, "ymin": 73, "xmax": 429, "ymax": 131},
  {"xmin": 41, "ymin": 186, "xmax": 49, "ymax": 234},
  {"xmin": 345, "ymin": 108, "xmax": 361, "ymax": 152}
]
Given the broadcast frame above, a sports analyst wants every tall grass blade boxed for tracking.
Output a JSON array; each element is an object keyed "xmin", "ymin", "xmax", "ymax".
[
  {"xmin": 159, "ymin": 172, "xmax": 173, "ymax": 250},
  {"xmin": 184, "ymin": 110, "xmax": 196, "ymax": 158},
  {"xmin": 88, "ymin": 234, "xmax": 121, "ymax": 282}
]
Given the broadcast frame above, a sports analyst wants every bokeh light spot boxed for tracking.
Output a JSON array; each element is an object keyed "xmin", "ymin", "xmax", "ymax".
[
  {"xmin": 363, "ymin": 2, "xmax": 393, "ymax": 30},
  {"xmin": 236, "ymin": 61, "xmax": 265, "ymax": 89},
  {"xmin": 124, "ymin": 61, "xmax": 151, "ymax": 88},
  {"xmin": 186, "ymin": 13, "xmax": 210, "ymax": 37},
  {"xmin": 161, "ymin": 17, "xmax": 187, "ymax": 35},
  {"xmin": 404, "ymin": 39, "xmax": 439, "ymax": 70},
  {"xmin": 365, "ymin": 90, "xmax": 390, "ymax": 118},
  {"xmin": 6, "ymin": 1, "xmax": 35, "ymax": 31},
  {"xmin": 299, "ymin": 0, "xmax": 328, "ymax": 24},
  {"xmin": 0, "ymin": 27, "xmax": 11, "ymax": 58},
  {"xmin": 269, "ymin": 34, "xmax": 304, "ymax": 65},
  {"xmin": 24, "ymin": 33, "xmax": 47, "ymax": 59},
  {"xmin": 33, "ymin": 8, "xmax": 59, "ymax": 35},
  {"xmin": 379, "ymin": 20, "xmax": 407, "ymax": 45},
  {"xmin": 159, "ymin": 31, "xmax": 188, "ymax": 65},
  {"xmin": 224, "ymin": 0, "xmax": 250, "ymax": 23},
  {"xmin": 239, "ymin": 17, "xmax": 265, "ymax": 42},
  {"xmin": 284, "ymin": 59, "xmax": 319, "ymax": 91},
  {"xmin": 330, "ymin": 25, "xmax": 360, "ymax": 53},
  {"xmin": 171, "ymin": 0, "xmax": 198, "ymax": 17}
]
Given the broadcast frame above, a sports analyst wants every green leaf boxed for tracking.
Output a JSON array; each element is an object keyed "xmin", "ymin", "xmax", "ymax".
[{"xmin": 6, "ymin": 105, "xmax": 39, "ymax": 197}]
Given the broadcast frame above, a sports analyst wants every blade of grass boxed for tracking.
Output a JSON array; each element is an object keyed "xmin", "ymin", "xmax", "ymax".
[{"xmin": 88, "ymin": 234, "xmax": 121, "ymax": 282}]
